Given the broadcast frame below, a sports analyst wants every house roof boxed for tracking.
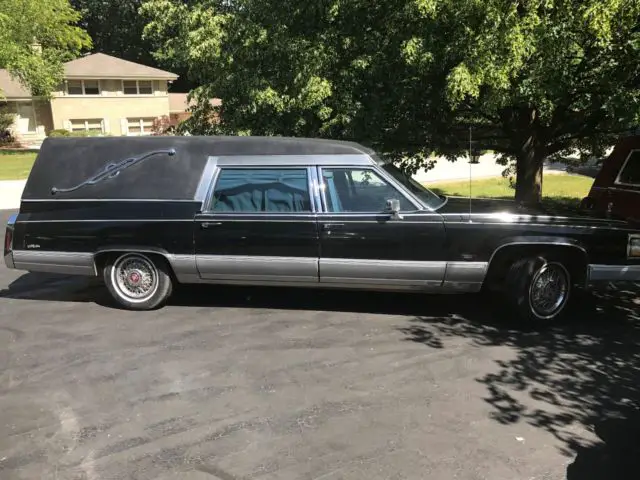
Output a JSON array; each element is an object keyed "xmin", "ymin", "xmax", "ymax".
[
  {"xmin": 64, "ymin": 53, "xmax": 179, "ymax": 80},
  {"xmin": 169, "ymin": 93, "xmax": 222, "ymax": 112},
  {"xmin": 0, "ymin": 70, "xmax": 32, "ymax": 98}
]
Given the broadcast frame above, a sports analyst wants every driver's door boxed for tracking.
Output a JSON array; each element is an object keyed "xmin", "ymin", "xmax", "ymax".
[{"xmin": 317, "ymin": 166, "xmax": 447, "ymax": 289}]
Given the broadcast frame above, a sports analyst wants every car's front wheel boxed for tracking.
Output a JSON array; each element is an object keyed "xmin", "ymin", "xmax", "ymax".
[
  {"xmin": 505, "ymin": 255, "xmax": 572, "ymax": 324},
  {"xmin": 103, "ymin": 252, "xmax": 173, "ymax": 310}
]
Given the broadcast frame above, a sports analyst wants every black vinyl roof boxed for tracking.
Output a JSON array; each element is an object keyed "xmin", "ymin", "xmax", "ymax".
[{"xmin": 21, "ymin": 136, "xmax": 375, "ymax": 201}]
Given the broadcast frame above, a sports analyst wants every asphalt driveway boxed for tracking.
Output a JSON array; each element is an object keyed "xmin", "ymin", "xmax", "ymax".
[{"xmin": 1, "ymin": 209, "xmax": 640, "ymax": 480}]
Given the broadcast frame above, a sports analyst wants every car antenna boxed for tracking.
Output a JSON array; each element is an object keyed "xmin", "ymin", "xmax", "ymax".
[{"xmin": 468, "ymin": 126, "xmax": 473, "ymax": 221}]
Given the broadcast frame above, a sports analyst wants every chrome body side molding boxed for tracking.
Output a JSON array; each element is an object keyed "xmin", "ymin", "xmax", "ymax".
[
  {"xmin": 588, "ymin": 264, "xmax": 640, "ymax": 282},
  {"xmin": 11, "ymin": 250, "xmax": 96, "ymax": 276},
  {"xmin": 319, "ymin": 258, "xmax": 446, "ymax": 287},
  {"xmin": 9, "ymin": 250, "xmax": 640, "ymax": 292},
  {"xmin": 443, "ymin": 262, "xmax": 489, "ymax": 292},
  {"xmin": 195, "ymin": 255, "xmax": 319, "ymax": 283}
]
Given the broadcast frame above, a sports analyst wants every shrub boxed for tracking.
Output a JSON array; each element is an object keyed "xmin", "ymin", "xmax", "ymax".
[
  {"xmin": 0, "ymin": 104, "xmax": 15, "ymax": 144},
  {"xmin": 48, "ymin": 129, "xmax": 71, "ymax": 137},
  {"xmin": 48, "ymin": 129, "xmax": 110, "ymax": 138}
]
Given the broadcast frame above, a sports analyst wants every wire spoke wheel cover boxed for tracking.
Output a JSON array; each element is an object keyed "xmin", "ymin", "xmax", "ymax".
[
  {"xmin": 528, "ymin": 262, "xmax": 570, "ymax": 320},
  {"xmin": 111, "ymin": 254, "xmax": 159, "ymax": 303}
]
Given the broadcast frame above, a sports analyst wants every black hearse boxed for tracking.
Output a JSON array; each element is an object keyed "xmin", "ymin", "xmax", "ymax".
[{"xmin": 4, "ymin": 136, "xmax": 640, "ymax": 323}]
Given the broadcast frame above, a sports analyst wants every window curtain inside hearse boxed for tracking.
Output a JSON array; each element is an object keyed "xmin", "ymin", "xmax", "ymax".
[{"xmin": 211, "ymin": 169, "xmax": 312, "ymax": 213}]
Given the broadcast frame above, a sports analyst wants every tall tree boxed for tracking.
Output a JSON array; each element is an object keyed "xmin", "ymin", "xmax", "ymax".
[
  {"xmin": 141, "ymin": 0, "xmax": 640, "ymax": 204},
  {"xmin": 0, "ymin": 0, "xmax": 92, "ymax": 97},
  {"xmin": 70, "ymin": 0, "xmax": 192, "ymax": 91}
]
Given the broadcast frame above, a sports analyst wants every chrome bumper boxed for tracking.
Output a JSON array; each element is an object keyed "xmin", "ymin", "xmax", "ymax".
[
  {"xmin": 588, "ymin": 264, "xmax": 640, "ymax": 282},
  {"xmin": 3, "ymin": 251, "xmax": 15, "ymax": 269}
]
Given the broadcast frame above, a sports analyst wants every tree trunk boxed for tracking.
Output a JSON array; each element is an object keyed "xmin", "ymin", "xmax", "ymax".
[
  {"xmin": 514, "ymin": 136, "xmax": 544, "ymax": 205},
  {"xmin": 510, "ymin": 107, "xmax": 545, "ymax": 205}
]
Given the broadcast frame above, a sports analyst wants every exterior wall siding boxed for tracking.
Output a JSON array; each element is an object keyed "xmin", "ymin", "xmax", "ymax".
[
  {"xmin": 48, "ymin": 79, "xmax": 171, "ymax": 135},
  {"xmin": 49, "ymin": 95, "xmax": 171, "ymax": 136},
  {"xmin": 33, "ymin": 100, "xmax": 54, "ymax": 133}
]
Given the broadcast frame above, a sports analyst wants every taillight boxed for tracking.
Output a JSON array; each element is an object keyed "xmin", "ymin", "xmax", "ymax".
[
  {"xmin": 4, "ymin": 213, "xmax": 17, "ymax": 256},
  {"xmin": 4, "ymin": 228, "xmax": 12, "ymax": 253}
]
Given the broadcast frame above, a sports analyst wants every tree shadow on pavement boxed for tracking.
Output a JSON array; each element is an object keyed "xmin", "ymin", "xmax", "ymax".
[
  {"xmin": 0, "ymin": 272, "xmax": 104, "ymax": 302},
  {"xmin": 399, "ymin": 282, "xmax": 640, "ymax": 478},
  {"xmin": 566, "ymin": 413, "xmax": 640, "ymax": 480}
]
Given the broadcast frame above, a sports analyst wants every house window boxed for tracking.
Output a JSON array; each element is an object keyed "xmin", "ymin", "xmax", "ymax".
[
  {"xmin": 127, "ymin": 117, "xmax": 154, "ymax": 135},
  {"xmin": 66, "ymin": 80, "xmax": 101, "ymax": 95},
  {"xmin": 123, "ymin": 80, "xmax": 154, "ymax": 95},
  {"xmin": 83, "ymin": 80, "xmax": 100, "ymax": 95},
  {"xmin": 70, "ymin": 119, "xmax": 104, "ymax": 133}
]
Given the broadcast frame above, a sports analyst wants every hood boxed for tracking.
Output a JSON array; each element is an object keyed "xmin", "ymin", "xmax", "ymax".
[{"xmin": 437, "ymin": 195, "xmax": 634, "ymax": 228}]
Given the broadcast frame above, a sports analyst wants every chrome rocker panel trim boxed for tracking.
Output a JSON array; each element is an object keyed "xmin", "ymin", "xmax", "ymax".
[
  {"xmin": 588, "ymin": 264, "xmax": 640, "ymax": 282},
  {"xmin": 7, "ymin": 251, "xmax": 490, "ymax": 293},
  {"xmin": 9, "ymin": 250, "xmax": 639, "ymax": 292},
  {"xmin": 11, "ymin": 250, "xmax": 96, "ymax": 276}
]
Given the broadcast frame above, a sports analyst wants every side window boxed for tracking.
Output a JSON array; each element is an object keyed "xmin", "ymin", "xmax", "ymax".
[
  {"xmin": 618, "ymin": 151, "xmax": 640, "ymax": 186},
  {"xmin": 210, "ymin": 168, "xmax": 312, "ymax": 213},
  {"xmin": 322, "ymin": 168, "xmax": 414, "ymax": 213}
]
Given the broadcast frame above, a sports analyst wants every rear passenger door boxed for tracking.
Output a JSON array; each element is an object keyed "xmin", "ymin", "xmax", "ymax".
[
  {"xmin": 317, "ymin": 166, "xmax": 447, "ymax": 288},
  {"xmin": 194, "ymin": 166, "xmax": 320, "ymax": 284}
]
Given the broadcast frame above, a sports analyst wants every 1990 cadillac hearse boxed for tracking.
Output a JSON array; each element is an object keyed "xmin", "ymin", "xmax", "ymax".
[{"xmin": 4, "ymin": 136, "xmax": 640, "ymax": 323}]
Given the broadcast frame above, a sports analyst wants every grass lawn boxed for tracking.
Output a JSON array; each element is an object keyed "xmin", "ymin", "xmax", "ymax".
[
  {"xmin": 426, "ymin": 173, "xmax": 594, "ymax": 208},
  {"xmin": 0, "ymin": 151, "xmax": 38, "ymax": 181}
]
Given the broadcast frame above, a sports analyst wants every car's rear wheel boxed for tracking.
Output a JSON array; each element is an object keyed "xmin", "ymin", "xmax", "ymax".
[
  {"xmin": 505, "ymin": 255, "xmax": 572, "ymax": 324},
  {"xmin": 103, "ymin": 252, "xmax": 173, "ymax": 310}
]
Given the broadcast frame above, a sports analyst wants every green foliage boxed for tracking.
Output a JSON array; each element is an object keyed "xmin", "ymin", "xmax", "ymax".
[
  {"xmin": 141, "ymin": 0, "xmax": 640, "ymax": 202},
  {"xmin": 0, "ymin": 104, "xmax": 13, "ymax": 131},
  {"xmin": 48, "ymin": 129, "xmax": 107, "ymax": 137},
  {"xmin": 0, "ymin": 0, "xmax": 92, "ymax": 98}
]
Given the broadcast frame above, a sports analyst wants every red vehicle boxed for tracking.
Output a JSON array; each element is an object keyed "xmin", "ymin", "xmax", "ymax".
[{"xmin": 580, "ymin": 135, "xmax": 640, "ymax": 223}]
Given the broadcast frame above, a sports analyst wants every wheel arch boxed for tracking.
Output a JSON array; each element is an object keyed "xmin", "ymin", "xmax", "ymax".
[
  {"xmin": 93, "ymin": 247, "xmax": 177, "ymax": 282},
  {"xmin": 483, "ymin": 237, "xmax": 590, "ymax": 290}
]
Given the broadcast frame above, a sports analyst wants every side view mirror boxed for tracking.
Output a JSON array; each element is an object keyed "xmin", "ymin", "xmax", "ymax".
[{"xmin": 385, "ymin": 198, "xmax": 403, "ymax": 219}]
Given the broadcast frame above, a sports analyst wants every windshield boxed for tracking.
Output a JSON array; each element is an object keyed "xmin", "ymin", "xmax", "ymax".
[{"xmin": 381, "ymin": 163, "xmax": 446, "ymax": 210}]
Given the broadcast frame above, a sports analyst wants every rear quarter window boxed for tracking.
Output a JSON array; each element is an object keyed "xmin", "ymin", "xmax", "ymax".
[{"xmin": 617, "ymin": 151, "xmax": 640, "ymax": 186}]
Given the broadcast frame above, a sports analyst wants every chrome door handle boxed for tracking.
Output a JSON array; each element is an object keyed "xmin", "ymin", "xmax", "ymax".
[
  {"xmin": 201, "ymin": 222, "xmax": 222, "ymax": 229},
  {"xmin": 322, "ymin": 223, "xmax": 345, "ymax": 230}
]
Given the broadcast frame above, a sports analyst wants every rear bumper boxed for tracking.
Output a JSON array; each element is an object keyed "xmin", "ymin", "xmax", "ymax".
[
  {"xmin": 3, "ymin": 251, "xmax": 15, "ymax": 269},
  {"xmin": 588, "ymin": 264, "xmax": 640, "ymax": 282}
]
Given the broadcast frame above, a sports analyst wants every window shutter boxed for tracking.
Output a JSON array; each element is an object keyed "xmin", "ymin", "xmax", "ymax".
[{"xmin": 120, "ymin": 118, "xmax": 128, "ymax": 136}]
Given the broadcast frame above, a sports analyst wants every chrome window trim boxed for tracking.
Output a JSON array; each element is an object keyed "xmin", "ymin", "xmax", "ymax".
[
  {"xmin": 614, "ymin": 149, "xmax": 640, "ymax": 187},
  {"xmin": 194, "ymin": 156, "xmax": 219, "ymax": 203},
  {"xmin": 317, "ymin": 165, "xmax": 425, "ymax": 214},
  {"xmin": 21, "ymin": 198, "xmax": 204, "ymax": 203},
  {"xmin": 214, "ymin": 154, "xmax": 374, "ymax": 167},
  {"xmin": 315, "ymin": 166, "xmax": 329, "ymax": 212},
  {"xmin": 307, "ymin": 166, "xmax": 320, "ymax": 213},
  {"xmin": 370, "ymin": 164, "xmax": 430, "ymax": 211}
]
